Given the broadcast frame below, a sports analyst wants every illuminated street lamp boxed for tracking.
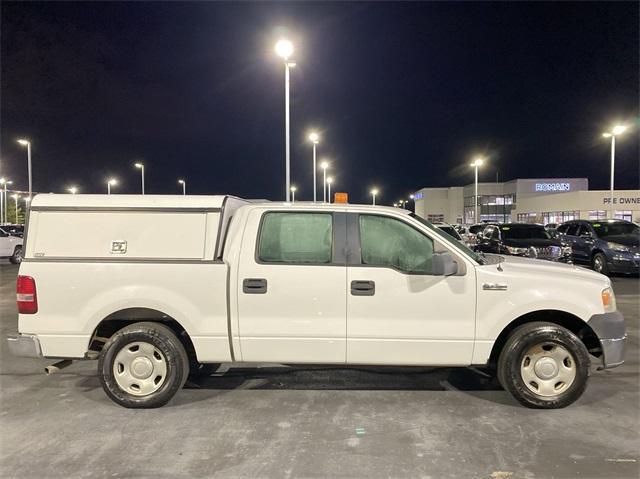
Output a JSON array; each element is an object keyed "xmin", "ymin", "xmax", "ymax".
[
  {"xmin": 602, "ymin": 125, "xmax": 628, "ymax": 218},
  {"xmin": 370, "ymin": 188, "xmax": 378, "ymax": 205},
  {"xmin": 17, "ymin": 139, "xmax": 32, "ymax": 200},
  {"xmin": 326, "ymin": 177, "xmax": 334, "ymax": 204},
  {"xmin": 178, "ymin": 179, "xmax": 186, "ymax": 195},
  {"xmin": 67, "ymin": 186, "xmax": 78, "ymax": 194},
  {"xmin": 308, "ymin": 132, "xmax": 320, "ymax": 202},
  {"xmin": 134, "ymin": 162, "xmax": 145, "ymax": 195},
  {"xmin": 107, "ymin": 178, "xmax": 117, "ymax": 195},
  {"xmin": 290, "ymin": 186, "xmax": 297, "ymax": 203},
  {"xmin": 275, "ymin": 39, "xmax": 296, "ymax": 202},
  {"xmin": 470, "ymin": 157, "xmax": 485, "ymax": 223},
  {"xmin": 320, "ymin": 161, "xmax": 329, "ymax": 203}
]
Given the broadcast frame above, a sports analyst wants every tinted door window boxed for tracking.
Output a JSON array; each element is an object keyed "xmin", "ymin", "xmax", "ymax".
[
  {"xmin": 359, "ymin": 215, "xmax": 434, "ymax": 274},
  {"xmin": 258, "ymin": 212, "xmax": 333, "ymax": 264},
  {"xmin": 577, "ymin": 225, "xmax": 592, "ymax": 237},
  {"xmin": 565, "ymin": 224, "xmax": 580, "ymax": 236}
]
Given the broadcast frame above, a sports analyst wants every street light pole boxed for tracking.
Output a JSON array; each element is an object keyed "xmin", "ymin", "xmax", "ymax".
[
  {"xmin": 370, "ymin": 188, "xmax": 378, "ymax": 205},
  {"xmin": 327, "ymin": 177, "xmax": 333, "ymax": 204},
  {"xmin": 135, "ymin": 163, "xmax": 145, "ymax": 194},
  {"xmin": 107, "ymin": 179, "xmax": 117, "ymax": 195},
  {"xmin": 12, "ymin": 194, "xmax": 19, "ymax": 224},
  {"xmin": 178, "ymin": 179, "xmax": 186, "ymax": 195},
  {"xmin": 603, "ymin": 125, "xmax": 627, "ymax": 219},
  {"xmin": 1, "ymin": 180, "xmax": 13, "ymax": 223},
  {"xmin": 0, "ymin": 179, "xmax": 5, "ymax": 224},
  {"xmin": 291, "ymin": 186, "xmax": 297, "ymax": 203},
  {"xmin": 275, "ymin": 39, "xmax": 295, "ymax": 202},
  {"xmin": 308, "ymin": 132, "xmax": 319, "ymax": 202},
  {"xmin": 321, "ymin": 161, "xmax": 329, "ymax": 203},
  {"xmin": 17, "ymin": 139, "xmax": 32, "ymax": 200},
  {"xmin": 470, "ymin": 157, "xmax": 485, "ymax": 224}
]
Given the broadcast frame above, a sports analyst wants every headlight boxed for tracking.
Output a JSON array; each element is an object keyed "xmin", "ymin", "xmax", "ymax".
[
  {"xmin": 561, "ymin": 246, "xmax": 572, "ymax": 256},
  {"xmin": 607, "ymin": 242, "xmax": 630, "ymax": 252},
  {"xmin": 601, "ymin": 287, "xmax": 616, "ymax": 312},
  {"xmin": 506, "ymin": 246, "xmax": 528, "ymax": 255}
]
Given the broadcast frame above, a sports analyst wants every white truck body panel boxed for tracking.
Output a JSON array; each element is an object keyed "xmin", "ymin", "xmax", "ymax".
[
  {"xmin": 235, "ymin": 207, "xmax": 348, "ymax": 363},
  {"xmin": 15, "ymin": 194, "xmax": 615, "ymax": 370}
]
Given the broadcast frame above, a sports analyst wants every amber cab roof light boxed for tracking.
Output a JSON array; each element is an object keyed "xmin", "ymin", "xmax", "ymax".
[{"xmin": 334, "ymin": 192, "xmax": 348, "ymax": 204}]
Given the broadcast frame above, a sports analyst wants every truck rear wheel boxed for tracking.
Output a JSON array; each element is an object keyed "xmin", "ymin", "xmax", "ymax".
[
  {"xmin": 98, "ymin": 322, "xmax": 189, "ymax": 408},
  {"xmin": 497, "ymin": 321, "xmax": 590, "ymax": 409}
]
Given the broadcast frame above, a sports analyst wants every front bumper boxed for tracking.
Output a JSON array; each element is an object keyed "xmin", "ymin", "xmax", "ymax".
[
  {"xmin": 6, "ymin": 334, "xmax": 42, "ymax": 358},
  {"xmin": 588, "ymin": 311, "xmax": 626, "ymax": 369},
  {"xmin": 609, "ymin": 254, "xmax": 640, "ymax": 274}
]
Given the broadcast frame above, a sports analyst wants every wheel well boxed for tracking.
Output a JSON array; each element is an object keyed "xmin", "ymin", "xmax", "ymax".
[
  {"xmin": 488, "ymin": 310, "xmax": 602, "ymax": 367},
  {"xmin": 591, "ymin": 249, "xmax": 605, "ymax": 259},
  {"xmin": 88, "ymin": 308, "xmax": 197, "ymax": 362}
]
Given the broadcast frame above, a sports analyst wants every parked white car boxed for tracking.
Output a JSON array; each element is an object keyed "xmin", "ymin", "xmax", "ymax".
[
  {"xmin": 0, "ymin": 226, "xmax": 23, "ymax": 264},
  {"xmin": 8, "ymin": 195, "xmax": 625, "ymax": 409}
]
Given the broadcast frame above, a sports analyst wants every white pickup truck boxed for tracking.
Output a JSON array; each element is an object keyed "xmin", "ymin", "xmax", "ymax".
[{"xmin": 8, "ymin": 194, "xmax": 625, "ymax": 409}]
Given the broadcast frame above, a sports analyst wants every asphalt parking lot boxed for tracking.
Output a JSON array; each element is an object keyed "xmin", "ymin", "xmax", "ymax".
[{"xmin": 0, "ymin": 263, "xmax": 638, "ymax": 479}]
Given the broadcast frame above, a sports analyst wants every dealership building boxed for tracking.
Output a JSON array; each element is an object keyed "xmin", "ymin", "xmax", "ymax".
[{"xmin": 413, "ymin": 178, "xmax": 640, "ymax": 225}]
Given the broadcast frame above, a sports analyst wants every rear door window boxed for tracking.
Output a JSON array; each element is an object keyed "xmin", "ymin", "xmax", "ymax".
[{"xmin": 258, "ymin": 212, "xmax": 333, "ymax": 264}]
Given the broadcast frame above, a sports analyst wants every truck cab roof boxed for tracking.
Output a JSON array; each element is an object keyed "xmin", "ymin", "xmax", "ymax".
[{"xmin": 30, "ymin": 194, "xmax": 411, "ymax": 216}]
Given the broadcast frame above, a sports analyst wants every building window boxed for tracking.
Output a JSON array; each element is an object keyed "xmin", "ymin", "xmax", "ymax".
[
  {"xmin": 517, "ymin": 213, "xmax": 537, "ymax": 223},
  {"xmin": 427, "ymin": 214, "xmax": 445, "ymax": 223},
  {"xmin": 541, "ymin": 211, "xmax": 580, "ymax": 225},
  {"xmin": 589, "ymin": 210, "xmax": 607, "ymax": 220},
  {"xmin": 615, "ymin": 210, "xmax": 632, "ymax": 221}
]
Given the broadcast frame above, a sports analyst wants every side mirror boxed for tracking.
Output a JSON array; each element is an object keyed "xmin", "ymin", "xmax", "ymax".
[{"xmin": 432, "ymin": 252, "xmax": 458, "ymax": 276}]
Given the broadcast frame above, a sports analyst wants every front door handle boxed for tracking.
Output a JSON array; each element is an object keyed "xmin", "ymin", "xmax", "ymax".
[
  {"xmin": 351, "ymin": 280, "xmax": 375, "ymax": 296},
  {"xmin": 243, "ymin": 278, "xmax": 267, "ymax": 294}
]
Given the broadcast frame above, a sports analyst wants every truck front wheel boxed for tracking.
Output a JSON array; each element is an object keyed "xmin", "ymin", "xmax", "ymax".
[
  {"xmin": 98, "ymin": 322, "xmax": 189, "ymax": 408},
  {"xmin": 497, "ymin": 322, "xmax": 590, "ymax": 409}
]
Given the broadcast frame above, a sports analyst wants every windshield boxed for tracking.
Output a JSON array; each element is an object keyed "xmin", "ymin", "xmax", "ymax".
[
  {"xmin": 500, "ymin": 225, "xmax": 550, "ymax": 240},
  {"xmin": 592, "ymin": 222, "xmax": 640, "ymax": 238},
  {"xmin": 410, "ymin": 214, "xmax": 485, "ymax": 264}
]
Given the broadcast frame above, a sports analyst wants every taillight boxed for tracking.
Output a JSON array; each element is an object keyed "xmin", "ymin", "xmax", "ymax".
[{"xmin": 17, "ymin": 275, "xmax": 38, "ymax": 314}]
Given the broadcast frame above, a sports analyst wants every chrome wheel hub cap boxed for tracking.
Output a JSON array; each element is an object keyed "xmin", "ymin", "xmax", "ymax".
[
  {"xmin": 521, "ymin": 342, "xmax": 576, "ymax": 397},
  {"xmin": 113, "ymin": 341, "xmax": 168, "ymax": 396}
]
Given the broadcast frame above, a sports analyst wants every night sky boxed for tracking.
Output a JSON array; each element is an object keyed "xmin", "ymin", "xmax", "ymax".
[{"xmin": 1, "ymin": 1, "xmax": 638, "ymax": 204}]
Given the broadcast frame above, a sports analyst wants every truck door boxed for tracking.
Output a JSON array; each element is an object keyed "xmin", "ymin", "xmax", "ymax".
[
  {"xmin": 236, "ymin": 209, "xmax": 347, "ymax": 363},
  {"xmin": 346, "ymin": 213, "xmax": 476, "ymax": 365}
]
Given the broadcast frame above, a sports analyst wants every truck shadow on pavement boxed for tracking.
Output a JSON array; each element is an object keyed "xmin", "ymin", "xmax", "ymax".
[
  {"xmin": 75, "ymin": 364, "xmax": 624, "ymax": 408},
  {"xmin": 177, "ymin": 365, "xmax": 518, "ymax": 407}
]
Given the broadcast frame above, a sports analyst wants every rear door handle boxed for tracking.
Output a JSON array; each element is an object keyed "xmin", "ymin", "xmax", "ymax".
[
  {"xmin": 243, "ymin": 278, "xmax": 267, "ymax": 294},
  {"xmin": 351, "ymin": 280, "xmax": 375, "ymax": 296}
]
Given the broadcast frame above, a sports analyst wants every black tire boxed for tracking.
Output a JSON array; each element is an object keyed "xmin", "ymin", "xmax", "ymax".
[
  {"xmin": 497, "ymin": 321, "xmax": 590, "ymax": 409},
  {"xmin": 592, "ymin": 252, "xmax": 610, "ymax": 276},
  {"xmin": 9, "ymin": 246, "xmax": 22, "ymax": 264},
  {"xmin": 98, "ymin": 322, "xmax": 189, "ymax": 408},
  {"xmin": 188, "ymin": 361, "xmax": 220, "ymax": 379}
]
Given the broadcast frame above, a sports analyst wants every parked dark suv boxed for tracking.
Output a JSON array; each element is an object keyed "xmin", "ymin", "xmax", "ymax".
[
  {"xmin": 557, "ymin": 220, "xmax": 640, "ymax": 275},
  {"xmin": 474, "ymin": 223, "xmax": 572, "ymax": 262}
]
